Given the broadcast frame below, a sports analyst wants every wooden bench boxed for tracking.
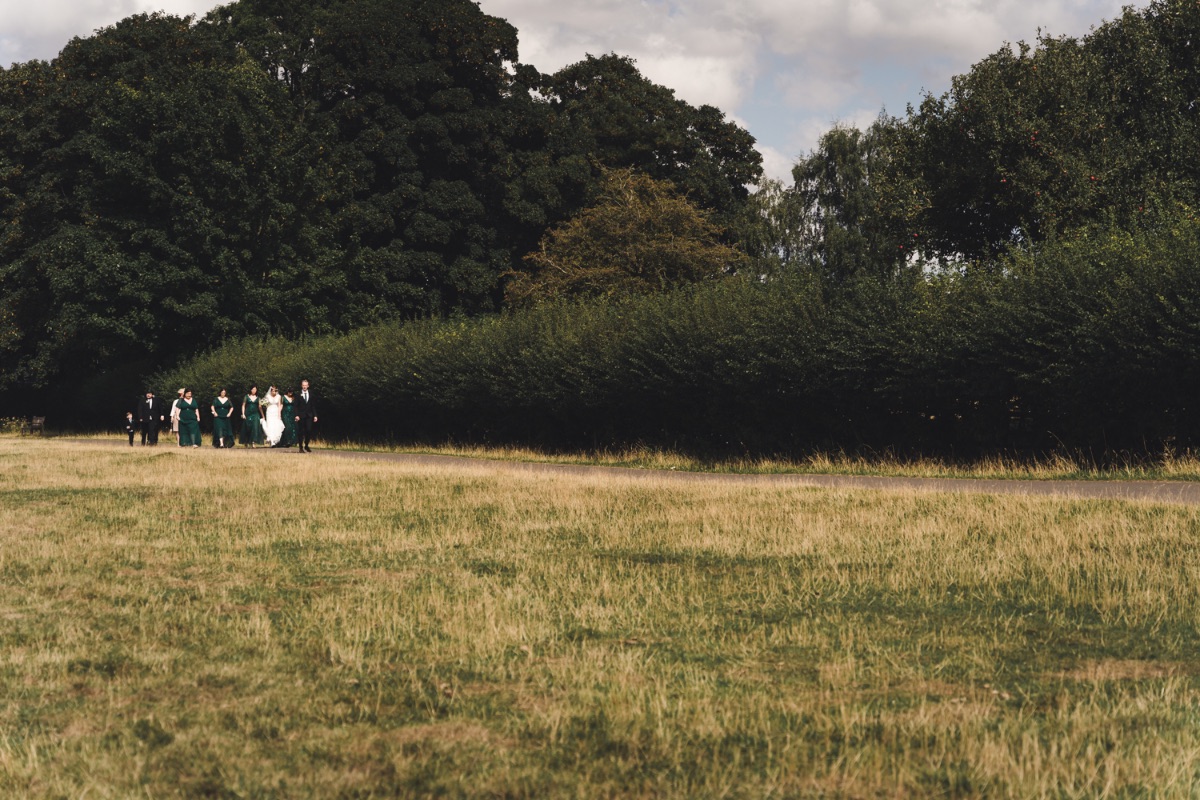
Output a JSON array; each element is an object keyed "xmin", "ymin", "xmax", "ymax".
[{"xmin": 25, "ymin": 416, "xmax": 45, "ymax": 436}]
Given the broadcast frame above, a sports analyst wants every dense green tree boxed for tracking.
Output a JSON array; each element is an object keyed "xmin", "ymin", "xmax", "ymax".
[
  {"xmin": 727, "ymin": 178, "xmax": 810, "ymax": 277},
  {"xmin": 731, "ymin": 116, "xmax": 921, "ymax": 285},
  {"xmin": 536, "ymin": 54, "xmax": 763, "ymax": 225},
  {"xmin": 906, "ymin": 0, "xmax": 1200, "ymax": 261},
  {"xmin": 0, "ymin": 13, "xmax": 308, "ymax": 393},
  {"xmin": 790, "ymin": 116, "xmax": 921, "ymax": 282},
  {"xmin": 0, "ymin": 0, "xmax": 767, "ymax": 418},
  {"xmin": 212, "ymin": 0, "xmax": 534, "ymax": 320},
  {"xmin": 209, "ymin": 7, "xmax": 765, "ymax": 314}
]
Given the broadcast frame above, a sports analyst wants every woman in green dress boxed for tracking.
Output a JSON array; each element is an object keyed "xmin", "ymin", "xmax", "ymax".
[
  {"xmin": 241, "ymin": 385, "xmax": 264, "ymax": 447},
  {"xmin": 211, "ymin": 388, "xmax": 234, "ymax": 448},
  {"xmin": 274, "ymin": 389, "xmax": 298, "ymax": 448},
  {"xmin": 177, "ymin": 389, "xmax": 202, "ymax": 448}
]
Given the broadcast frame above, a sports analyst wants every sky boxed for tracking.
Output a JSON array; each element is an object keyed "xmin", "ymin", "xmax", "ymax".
[{"xmin": 1, "ymin": 0, "xmax": 1146, "ymax": 182}]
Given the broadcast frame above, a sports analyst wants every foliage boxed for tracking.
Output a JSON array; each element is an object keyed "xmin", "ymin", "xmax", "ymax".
[
  {"xmin": 213, "ymin": 0, "xmax": 531, "ymax": 321},
  {"xmin": 159, "ymin": 209, "xmax": 1200, "ymax": 456},
  {"xmin": 739, "ymin": 0, "xmax": 1200, "ymax": 276},
  {"xmin": 904, "ymin": 0, "xmax": 1200, "ymax": 261},
  {"xmin": 0, "ymin": 14, "xmax": 307, "ymax": 393},
  {"xmin": 790, "ymin": 115, "xmax": 922, "ymax": 282},
  {"xmin": 729, "ymin": 178, "xmax": 813, "ymax": 277},
  {"xmin": 506, "ymin": 169, "xmax": 749, "ymax": 304},
  {"xmin": 10, "ymin": 0, "xmax": 1200, "ymax": 461},
  {"xmin": 0, "ymin": 1, "xmax": 763, "ymax": 410},
  {"xmin": 536, "ymin": 54, "xmax": 762, "ymax": 226}
]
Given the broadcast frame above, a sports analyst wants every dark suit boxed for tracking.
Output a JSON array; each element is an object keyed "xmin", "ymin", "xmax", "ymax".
[
  {"xmin": 137, "ymin": 396, "xmax": 167, "ymax": 445},
  {"xmin": 293, "ymin": 389, "xmax": 318, "ymax": 450}
]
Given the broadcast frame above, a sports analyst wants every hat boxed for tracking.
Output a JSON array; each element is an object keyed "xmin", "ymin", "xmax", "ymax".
[{"xmin": 177, "ymin": 388, "xmax": 186, "ymax": 394}]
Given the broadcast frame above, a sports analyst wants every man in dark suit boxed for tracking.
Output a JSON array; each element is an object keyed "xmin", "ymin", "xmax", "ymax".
[
  {"xmin": 137, "ymin": 390, "xmax": 167, "ymax": 445},
  {"xmin": 293, "ymin": 379, "xmax": 318, "ymax": 453}
]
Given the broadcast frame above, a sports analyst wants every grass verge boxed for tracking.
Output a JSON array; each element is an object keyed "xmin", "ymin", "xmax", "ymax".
[
  {"xmin": 39, "ymin": 432, "xmax": 1200, "ymax": 481},
  {"xmin": 327, "ymin": 439, "xmax": 1200, "ymax": 483}
]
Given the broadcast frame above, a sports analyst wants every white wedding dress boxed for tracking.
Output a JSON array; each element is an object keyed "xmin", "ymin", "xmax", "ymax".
[{"xmin": 262, "ymin": 393, "xmax": 284, "ymax": 445}]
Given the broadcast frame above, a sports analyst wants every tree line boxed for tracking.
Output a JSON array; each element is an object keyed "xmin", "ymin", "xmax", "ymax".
[
  {"xmin": 6, "ymin": 0, "xmax": 1200, "ymax": 456},
  {"xmin": 0, "ymin": 0, "xmax": 759, "ymax": 411}
]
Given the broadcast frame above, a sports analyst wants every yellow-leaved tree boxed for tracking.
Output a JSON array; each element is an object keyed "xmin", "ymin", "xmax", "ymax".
[{"xmin": 505, "ymin": 168, "xmax": 748, "ymax": 305}]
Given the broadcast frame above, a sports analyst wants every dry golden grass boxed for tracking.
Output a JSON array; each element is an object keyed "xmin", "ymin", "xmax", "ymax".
[
  {"xmin": 1, "ymin": 439, "xmax": 1198, "ymax": 797},
  {"xmin": 321, "ymin": 438, "xmax": 1200, "ymax": 482},
  {"xmin": 64, "ymin": 430, "xmax": 1200, "ymax": 480}
]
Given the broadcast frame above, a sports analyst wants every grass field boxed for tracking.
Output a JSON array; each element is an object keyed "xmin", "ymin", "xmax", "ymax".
[{"xmin": 2, "ymin": 439, "xmax": 1199, "ymax": 798}]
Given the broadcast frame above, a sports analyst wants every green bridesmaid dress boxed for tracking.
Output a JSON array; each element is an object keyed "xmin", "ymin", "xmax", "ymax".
[
  {"xmin": 241, "ymin": 394, "xmax": 264, "ymax": 446},
  {"xmin": 212, "ymin": 397, "xmax": 234, "ymax": 448},
  {"xmin": 177, "ymin": 399, "xmax": 201, "ymax": 447},
  {"xmin": 277, "ymin": 398, "xmax": 297, "ymax": 448}
]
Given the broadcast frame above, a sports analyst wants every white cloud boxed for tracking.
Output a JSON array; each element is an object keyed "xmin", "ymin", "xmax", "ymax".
[
  {"xmin": 0, "ymin": 0, "xmax": 218, "ymax": 65},
  {"xmin": 757, "ymin": 144, "xmax": 796, "ymax": 184}
]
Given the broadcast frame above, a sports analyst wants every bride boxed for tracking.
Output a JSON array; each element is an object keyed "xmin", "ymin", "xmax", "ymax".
[{"xmin": 261, "ymin": 385, "xmax": 285, "ymax": 446}]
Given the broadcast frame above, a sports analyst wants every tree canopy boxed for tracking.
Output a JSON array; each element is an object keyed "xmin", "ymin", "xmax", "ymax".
[
  {"xmin": 739, "ymin": 0, "xmax": 1200, "ymax": 276},
  {"xmin": 536, "ymin": 54, "xmax": 762, "ymax": 225},
  {"xmin": 506, "ymin": 169, "xmax": 748, "ymax": 305},
  {"xmin": 903, "ymin": 0, "xmax": 1200, "ymax": 262},
  {"xmin": 0, "ymin": 0, "xmax": 762, "ymax": 408},
  {"xmin": 0, "ymin": 13, "xmax": 306, "ymax": 391}
]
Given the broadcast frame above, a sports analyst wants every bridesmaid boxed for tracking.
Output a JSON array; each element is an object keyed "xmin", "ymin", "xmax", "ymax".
[
  {"xmin": 275, "ymin": 388, "xmax": 298, "ymax": 448},
  {"xmin": 211, "ymin": 388, "xmax": 234, "ymax": 448},
  {"xmin": 241, "ymin": 385, "xmax": 264, "ymax": 447},
  {"xmin": 177, "ymin": 389, "xmax": 202, "ymax": 448}
]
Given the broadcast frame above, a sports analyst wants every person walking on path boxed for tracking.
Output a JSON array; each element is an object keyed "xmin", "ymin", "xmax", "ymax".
[
  {"xmin": 137, "ymin": 391, "xmax": 166, "ymax": 445},
  {"xmin": 177, "ymin": 389, "xmax": 202, "ymax": 448},
  {"xmin": 261, "ymin": 385, "xmax": 285, "ymax": 445},
  {"xmin": 211, "ymin": 389, "xmax": 234, "ymax": 448},
  {"xmin": 293, "ymin": 379, "xmax": 318, "ymax": 453},
  {"xmin": 274, "ymin": 389, "xmax": 298, "ymax": 448},
  {"xmin": 241, "ymin": 385, "xmax": 264, "ymax": 447},
  {"xmin": 169, "ymin": 388, "xmax": 185, "ymax": 443}
]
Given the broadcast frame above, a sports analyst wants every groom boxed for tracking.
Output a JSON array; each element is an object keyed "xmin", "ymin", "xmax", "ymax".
[
  {"xmin": 137, "ymin": 390, "xmax": 167, "ymax": 445},
  {"xmin": 293, "ymin": 378, "xmax": 318, "ymax": 453}
]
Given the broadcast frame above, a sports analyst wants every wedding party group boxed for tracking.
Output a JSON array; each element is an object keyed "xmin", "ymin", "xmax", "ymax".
[{"xmin": 129, "ymin": 379, "xmax": 319, "ymax": 453}]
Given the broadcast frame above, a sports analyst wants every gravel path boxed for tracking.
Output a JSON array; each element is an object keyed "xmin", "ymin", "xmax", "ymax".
[
  {"xmin": 318, "ymin": 449, "xmax": 1200, "ymax": 505},
  {"xmin": 59, "ymin": 438, "xmax": 1200, "ymax": 505}
]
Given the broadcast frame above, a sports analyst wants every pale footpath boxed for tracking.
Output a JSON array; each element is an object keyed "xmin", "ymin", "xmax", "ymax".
[{"xmin": 61, "ymin": 437, "xmax": 1200, "ymax": 506}]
